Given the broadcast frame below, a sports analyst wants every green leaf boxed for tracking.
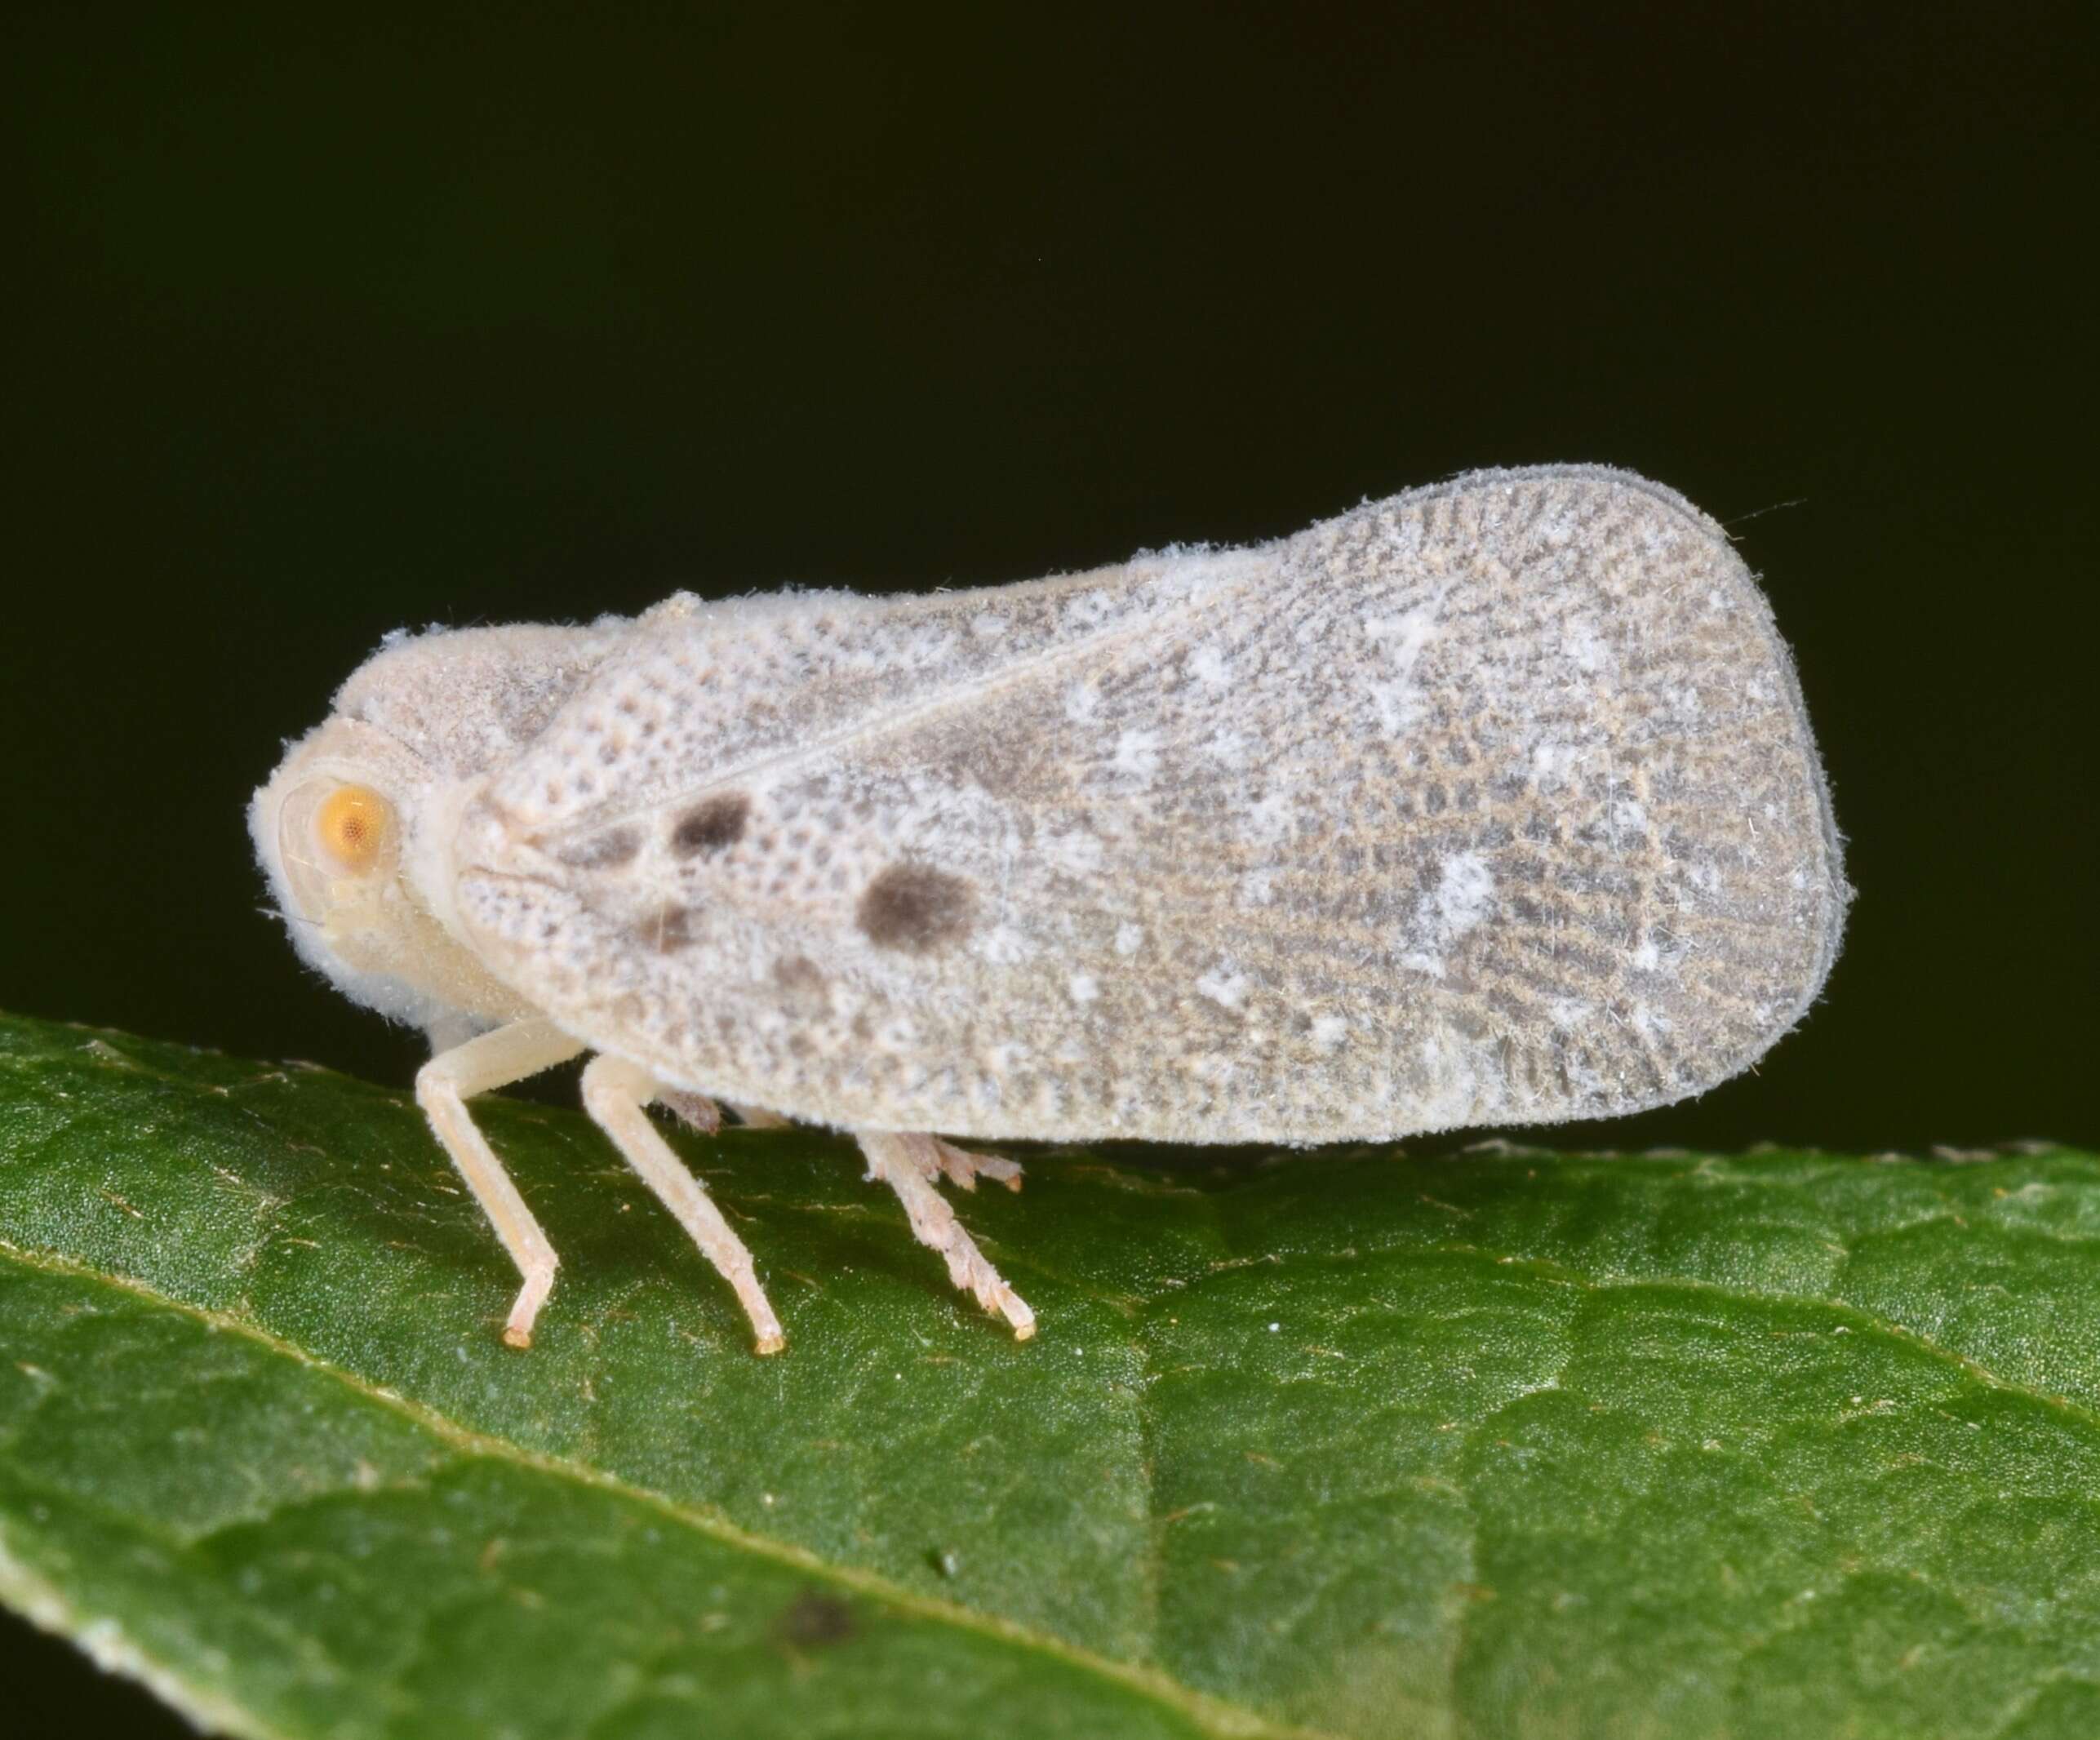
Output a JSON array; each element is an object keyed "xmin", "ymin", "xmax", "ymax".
[{"xmin": 2, "ymin": 1013, "xmax": 2098, "ymax": 1739}]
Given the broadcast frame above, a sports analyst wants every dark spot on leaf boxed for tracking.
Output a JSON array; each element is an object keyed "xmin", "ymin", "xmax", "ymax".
[
  {"xmin": 553, "ymin": 827, "xmax": 640, "ymax": 871},
  {"xmin": 671, "ymin": 793, "xmax": 749, "ymax": 856},
  {"xmin": 777, "ymin": 1589, "xmax": 857, "ymax": 1649},
  {"xmin": 856, "ymin": 864, "xmax": 975, "ymax": 953}
]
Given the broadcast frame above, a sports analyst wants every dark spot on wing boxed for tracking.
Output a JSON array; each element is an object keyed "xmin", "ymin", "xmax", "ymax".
[
  {"xmin": 776, "ymin": 1589, "xmax": 857, "ymax": 1649},
  {"xmin": 552, "ymin": 826, "xmax": 640, "ymax": 871},
  {"xmin": 671, "ymin": 793, "xmax": 749, "ymax": 856},
  {"xmin": 636, "ymin": 903, "xmax": 695, "ymax": 953},
  {"xmin": 771, "ymin": 954, "xmax": 830, "ymax": 1013},
  {"xmin": 857, "ymin": 864, "xmax": 975, "ymax": 952}
]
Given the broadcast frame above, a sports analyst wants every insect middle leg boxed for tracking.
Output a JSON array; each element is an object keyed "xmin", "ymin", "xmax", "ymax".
[
  {"xmin": 857, "ymin": 1132, "xmax": 1035, "ymax": 1339},
  {"xmin": 415, "ymin": 1018, "xmax": 586, "ymax": 1349},
  {"xmin": 921, "ymin": 1137, "xmax": 1023, "ymax": 1193},
  {"xmin": 579, "ymin": 1054, "xmax": 786, "ymax": 1355},
  {"xmin": 655, "ymin": 1090, "xmax": 790, "ymax": 1134}
]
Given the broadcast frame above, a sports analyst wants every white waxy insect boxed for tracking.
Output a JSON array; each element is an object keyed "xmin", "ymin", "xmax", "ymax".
[{"xmin": 251, "ymin": 466, "xmax": 1848, "ymax": 1353}]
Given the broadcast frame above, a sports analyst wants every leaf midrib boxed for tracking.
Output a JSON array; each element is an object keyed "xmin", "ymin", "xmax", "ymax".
[
  {"xmin": 0, "ymin": 1235, "xmax": 1342, "ymax": 1740},
  {"xmin": 11, "ymin": 1202, "xmax": 2089, "ymax": 1740}
]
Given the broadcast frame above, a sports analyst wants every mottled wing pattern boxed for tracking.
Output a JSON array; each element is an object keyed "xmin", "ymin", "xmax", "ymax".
[{"xmin": 452, "ymin": 467, "xmax": 1846, "ymax": 1143}]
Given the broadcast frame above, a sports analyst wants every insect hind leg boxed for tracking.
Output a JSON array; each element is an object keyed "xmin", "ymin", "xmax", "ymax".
[
  {"xmin": 858, "ymin": 1132, "xmax": 1035, "ymax": 1339},
  {"xmin": 580, "ymin": 1054, "xmax": 785, "ymax": 1355}
]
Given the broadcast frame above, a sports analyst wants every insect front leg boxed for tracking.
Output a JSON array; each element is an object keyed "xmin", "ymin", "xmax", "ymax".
[
  {"xmin": 579, "ymin": 1054, "xmax": 786, "ymax": 1355},
  {"xmin": 857, "ymin": 1133, "xmax": 1036, "ymax": 1339},
  {"xmin": 415, "ymin": 1018, "xmax": 587, "ymax": 1348}
]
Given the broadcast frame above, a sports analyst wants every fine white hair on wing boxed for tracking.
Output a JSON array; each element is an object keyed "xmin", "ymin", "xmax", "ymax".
[
  {"xmin": 415, "ymin": 465, "xmax": 1846, "ymax": 1147},
  {"xmin": 252, "ymin": 464, "xmax": 1849, "ymax": 1353}
]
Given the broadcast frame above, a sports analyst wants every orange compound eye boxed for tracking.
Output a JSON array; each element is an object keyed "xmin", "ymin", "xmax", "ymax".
[{"xmin": 314, "ymin": 784, "xmax": 395, "ymax": 873}]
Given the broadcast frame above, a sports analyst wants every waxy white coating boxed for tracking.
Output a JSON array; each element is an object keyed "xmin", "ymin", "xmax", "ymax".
[{"xmin": 252, "ymin": 466, "xmax": 1848, "ymax": 1347}]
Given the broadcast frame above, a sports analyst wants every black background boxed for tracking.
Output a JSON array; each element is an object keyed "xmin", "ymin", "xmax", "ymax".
[{"xmin": 3, "ymin": 4, "xmax": 2093, "ymax": 1729}]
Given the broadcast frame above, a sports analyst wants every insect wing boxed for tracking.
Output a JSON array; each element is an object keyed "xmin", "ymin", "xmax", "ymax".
[{"xmin": 450, "ymin": 468, "xmax": 1845, "ymax": 1144}]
